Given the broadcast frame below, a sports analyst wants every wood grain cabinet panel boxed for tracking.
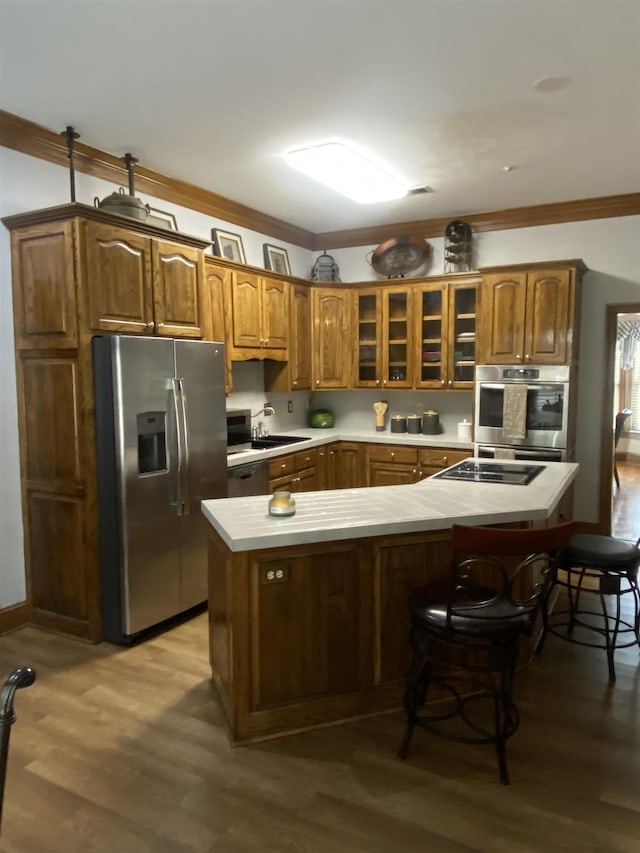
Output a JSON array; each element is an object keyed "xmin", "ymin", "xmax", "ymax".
[
  {"xmin": 264, "ymin": 283, "xmax": 312, "ymax": 392},
  {"xmin": 249, "ymin": 546, "xmax": 364, "ymax": 709},
  {"xmin": 28, "ymin": 492, "xmax": 87, "ymax": 625},
  {"xmin": 22, "ymin": 359, "xmax": 82, "ymax": 483},
  {"xmin": 11, "ymin": 221, "xmax": 78, "ymax": 349},
  {"xmin": 229, "ymin": 271, "xmax": 288, "ymax": 358},
  {"xmin": 376, "ymin": 532, "xmax": 453, "ymax": 684},
  {"xmin": 152, "ymin": 239, "xmax": 204, "ymax": 338},
  {"xmin": 85, "ymin": 222, "xmax": 204, "ymax": 337},
  {"xmin": 312, "ymin": 287, "xmax": 352, "ymax": 388},
  {"xmin": 478, "ymin": 262, "xmax": 584, "ymax": 365},
  {"xmin": 84, "ymin": 220, "xmax": 154, "ymax": 334}
]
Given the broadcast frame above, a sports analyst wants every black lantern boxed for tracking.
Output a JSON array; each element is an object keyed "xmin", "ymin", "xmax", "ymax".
[{"xmin": 311, "ymin": 251, "xmax": 341, "ymax": 282}]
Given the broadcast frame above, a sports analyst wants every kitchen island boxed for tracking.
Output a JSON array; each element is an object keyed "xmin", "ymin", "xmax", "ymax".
[{"xmin": 202, "ymin": 460, "xmax": 578, "ymax": 744}]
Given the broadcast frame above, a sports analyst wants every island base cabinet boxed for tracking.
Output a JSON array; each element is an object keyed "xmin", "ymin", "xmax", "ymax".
[{"xmin": 207, "ymin": 528, "xmax": 462, "ymax": 744}]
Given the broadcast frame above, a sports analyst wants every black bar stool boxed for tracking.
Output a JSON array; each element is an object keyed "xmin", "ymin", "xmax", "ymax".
[
  {"xmin": 538, "ymin": 533, "xmax": 640, "ymax": 681},
  {"xmin": 0, "ymin": 666, "xmax": 36, "ymax": 833},
  {"xmin": 398, "ymin": 522, "xmax": 575, "ymax": 785}
]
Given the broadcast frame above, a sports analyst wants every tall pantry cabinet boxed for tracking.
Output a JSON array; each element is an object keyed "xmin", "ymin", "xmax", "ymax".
[{"xmin": 3, "ymin": 204, "xmax": 212, "ymax": 641}]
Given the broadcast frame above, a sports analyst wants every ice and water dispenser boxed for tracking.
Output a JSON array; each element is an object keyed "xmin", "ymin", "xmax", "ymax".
[{"xmin": 137, "ymin": 412, "xmax": 167, "ymax": 474}]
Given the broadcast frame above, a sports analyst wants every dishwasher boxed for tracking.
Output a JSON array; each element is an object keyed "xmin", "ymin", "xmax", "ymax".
[{"xmin": 227, "ymin": 459, "xmax": 269, "ymax": 497}]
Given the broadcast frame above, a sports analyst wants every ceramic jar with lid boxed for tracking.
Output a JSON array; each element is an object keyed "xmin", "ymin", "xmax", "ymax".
[
  {"xmin": 390, "ymin": 415, "xmax": 407, "ymax": 433},
  {"xmin": 422, "ymin": 410, "xmax": 441, "ymax": 435},
  {"xmin": 406, "ymin": 414, "xmax": 422, "ymax": 434}
]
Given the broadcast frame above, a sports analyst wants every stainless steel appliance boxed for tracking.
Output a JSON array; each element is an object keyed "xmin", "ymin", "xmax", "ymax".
[
  {"xmin": 227, "ymin": 459, "xmax": 270, "ymax": 497},
  {"xmin": 226, "ymin": 408, "xmax": 252, "ymax": 452},
  {"xmin": 93, "ymin": 334, "xmax": 227, "ymax": 644},
  {"xmin": 434, "ymin": 459, "xmax": 545, "ymax": 485},
  {"xmin": 474, "ymin": 364, "xmax": 571, "ymax": 460}
]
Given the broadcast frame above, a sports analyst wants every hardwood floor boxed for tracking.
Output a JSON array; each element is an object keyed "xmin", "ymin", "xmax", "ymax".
[
  {"xmin": 613, "ymin": 460, "xmax": 640, "ymax": 542},
  {"xmin": 1, "ymin": 603, "xmax": 639, "ymax": 853}
]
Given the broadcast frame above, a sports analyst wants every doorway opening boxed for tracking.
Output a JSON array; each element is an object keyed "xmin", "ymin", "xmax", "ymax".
[{"xmin": 601, "ymin": 303, "xmax": 640, "ymax": 540}]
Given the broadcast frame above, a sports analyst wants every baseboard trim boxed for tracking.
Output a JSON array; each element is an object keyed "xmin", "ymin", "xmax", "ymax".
[{"xmin": 0, "ymin": 601, "xmax": 31, "ymax": 636}]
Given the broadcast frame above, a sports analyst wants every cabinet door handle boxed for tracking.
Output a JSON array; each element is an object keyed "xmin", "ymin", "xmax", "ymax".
[
  {"xmin": 316, "ymin": 380, "xmax": 320, "ymax": 386},
  {"xmin": 516, "ymin": 354, "xmax": 522, "ymax": 360},
  {"xmin": 292, "ymin": 381, "xmax": 297, "ymax": 387},
  {"xmin": 391, "ymin": 451, "xmax": 395, "ymax": 459},
  {"xmin": 442, "ymin": 456, "xmax": 448, "ymax": 466},
  {"xmin": 146, "ymin": 321, "xmax": 155, "ymax": 331},
  {"xmin": 448, "ymin": 379, "xmax": 452, "ymax": 387},
  {"xmin": 441, "ymin": 380, "xmax": 446, "ymax": 386},
  {"xmin": 264, "ymin": 338, "xmax": 269, "ymax": 345}
]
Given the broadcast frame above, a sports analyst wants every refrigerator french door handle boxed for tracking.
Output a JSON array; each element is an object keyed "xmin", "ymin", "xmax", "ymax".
[
  {"xmin": 172, "ymin": 378, "xmax": 185, "ymax": 516},
  {"xmin": 177, "ymin": 377, "xmax": 191, "ymax": 515}
]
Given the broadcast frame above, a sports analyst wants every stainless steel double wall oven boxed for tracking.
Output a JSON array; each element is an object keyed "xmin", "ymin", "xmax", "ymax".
[{"xmin": 474, "ymin": 364, "xmax": 573, "ymax": 461}]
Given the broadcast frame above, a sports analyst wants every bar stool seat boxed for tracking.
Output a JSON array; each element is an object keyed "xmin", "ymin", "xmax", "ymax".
[
  {"xmin": 538, "ymin": 533, "xmax": 640, "ymax": 681},
  {"xmin": 398, "ymin": 522, "xmax": 575, "ymax": 785}
]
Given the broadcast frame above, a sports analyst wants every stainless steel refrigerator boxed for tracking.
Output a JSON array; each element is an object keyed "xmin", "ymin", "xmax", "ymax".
[{"xmin": 93, "ymin": 335, "xmax": 227, "ymax": 644}]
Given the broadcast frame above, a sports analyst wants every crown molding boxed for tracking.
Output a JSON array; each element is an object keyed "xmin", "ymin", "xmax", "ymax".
[
  {"xmin": 2, "ymin": 110, "xmax": 639, "ymax": 251},
  {"xmin": 312, "ymin": 194, "xmax": 640, "ymax": 250},
  {"xmin": 0, "ymin": 110, "xmax": 316, "ymax": 250}
]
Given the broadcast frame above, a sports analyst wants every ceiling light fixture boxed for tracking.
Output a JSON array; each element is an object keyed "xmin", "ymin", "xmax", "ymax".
[{"xmin": 285, "ymin": 142, "xmax": 408, "ymax": 204}]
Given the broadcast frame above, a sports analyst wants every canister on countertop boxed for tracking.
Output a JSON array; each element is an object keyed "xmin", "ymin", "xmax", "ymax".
[
  {"xmin": 457, "ymin": 419, "xmax": 472, "ymax": 442},
  {"xmin": 390, "ymin": 415, "xmax": 407, "ymax": 433},
  {"xmin": 406, "ymin": 414, "xmax": 422, "ymax": 434},
  {"xmin": 422, "ymin": 410, "xmax": 441, "ymax": 435}
]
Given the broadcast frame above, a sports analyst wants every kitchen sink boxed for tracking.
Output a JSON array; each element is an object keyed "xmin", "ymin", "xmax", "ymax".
[{"xmin": 250, "ymin": 435, "xmax": 310, "ymax": 449}]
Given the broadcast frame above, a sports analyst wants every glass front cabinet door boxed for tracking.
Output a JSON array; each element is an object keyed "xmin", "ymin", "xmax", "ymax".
[
  {"xmin": 415, "ymin": 277, "xmax": 478, "ymax": 390},
  {"xmin": 354, "ymin": 286, "xmax": 412, "ymax": 388}
]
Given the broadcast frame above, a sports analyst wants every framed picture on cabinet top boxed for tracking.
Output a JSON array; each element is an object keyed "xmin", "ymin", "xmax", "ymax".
[
  {"xmin": 263, "ymin": 243, "xmax": 291, "ymax": 276},
  {"xmin": 211, "ymin": 228, "xmax": 246, "ymax": 264},
  {"xmin": 147, "ymin": 207, "xmax": 178, "ymax": 230}
]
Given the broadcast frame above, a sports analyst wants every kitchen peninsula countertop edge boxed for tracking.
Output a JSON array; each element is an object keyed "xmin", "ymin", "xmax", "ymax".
[{"xmin": 203, "ymin": 460, "xmax": 579, "ymax": 552}]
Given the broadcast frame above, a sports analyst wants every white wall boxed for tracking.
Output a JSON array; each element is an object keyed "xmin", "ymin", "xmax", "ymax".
[{"xmin": 1, "ymin": 145, "xmax": 639, "ymax": 608}]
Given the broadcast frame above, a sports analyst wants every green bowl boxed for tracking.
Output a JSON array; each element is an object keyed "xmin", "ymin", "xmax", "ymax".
[{"xmin": 309, "ymin": 408, "xmax": 335, "ymax": 428}]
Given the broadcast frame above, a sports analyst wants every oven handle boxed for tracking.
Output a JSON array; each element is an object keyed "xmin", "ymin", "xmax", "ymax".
[{"xmin": 478, "ymin": 445, "xmax": 564, "ymax": 462}]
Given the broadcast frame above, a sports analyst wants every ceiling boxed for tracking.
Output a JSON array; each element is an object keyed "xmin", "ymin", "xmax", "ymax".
[{"xmin": 1, "ymin": 0, "xmax": 639, "ymax": 236}]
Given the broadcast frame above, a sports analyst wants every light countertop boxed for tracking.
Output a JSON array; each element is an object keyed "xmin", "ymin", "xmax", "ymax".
[{"xmin": 204, "ymin": 459, "xmax": 579, "ymax": 552}]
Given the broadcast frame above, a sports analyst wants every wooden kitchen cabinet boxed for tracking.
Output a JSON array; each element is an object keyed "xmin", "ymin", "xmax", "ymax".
[
  {"xmin": 269, "ymin": 446, "xmax": 318, "ymax": 493},
  {"xmin": 414, "ymin": 275, "xmax": 479, "ymax": 390},
  {"xmin": 478, "ymin": 260, "xmax": 585, "ymax": 365},
  {"xmin": 317, "ymin": 441, "xmax": 365, "ymax": 489},
  {"xmin": 2, "ymin": 204, "xmax": 211, "ymax": 641},
  {"xmin": 227, "ymin": 269, "xmax": 288, "ymax": 360},
  {"xmin": 354, "ymin": 284, "xmax": 413, "ymax": 389},
  {"xmin": 312, "ymin": 287, "xmax": 352, "ymax": 388},
  {"xmin": 84, "ymin": 220, "xmax": 205, "ymax": 338},
  {"xmin": 367, "ymin": 444, "xmax": 420, "ymax": 486},
  {"xmin": 264, "ymin": 282, "xmax": 312, "ymax": 392},
  {"xmin": 417, "ymin": 447, "xmax": 471, "ymax": 480},
  {"xmin": 202, "ymin": 257, "xmax": 233, "ymax": 394}
]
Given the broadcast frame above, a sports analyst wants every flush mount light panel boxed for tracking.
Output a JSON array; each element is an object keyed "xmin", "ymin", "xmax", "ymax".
[{"xmin": 285, "ymin": 142, "xmax": 408, "ymax": 204}]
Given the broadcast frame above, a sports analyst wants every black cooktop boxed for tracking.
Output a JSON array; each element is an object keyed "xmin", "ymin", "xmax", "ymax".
[{"xmin": 434, "ymin": 460, "xmax": 545, "ymax": 486}]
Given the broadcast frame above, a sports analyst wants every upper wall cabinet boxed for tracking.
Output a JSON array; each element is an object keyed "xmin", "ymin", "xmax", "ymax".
[
  {"xmin": 226, "ymin": 269, "xmax": 289, "ymax": 361},
  {"xmin": 478, "ymin": 260, "xmax": 585, "ymax": 365},
  {"xmin": 265, "ymin": 282, "xmax": 312, "ymax": 392},
  {"xmin": 414, "ymin": 275, "xmax": 479, "ymax": 390},
  {"xmin": 84, "ymin": 220, "xmax": 205, "ymax": 338},
  {"xmin": 353, "ymin": 284, "xmax": 413, "ymax": 389},
  {"xmin": 312, "ymin": 287, "xmax": 352, "ymax": 389},
  {"xmin": 10, "ymin": 220, "xmax": 79, "ymax": 350}
]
